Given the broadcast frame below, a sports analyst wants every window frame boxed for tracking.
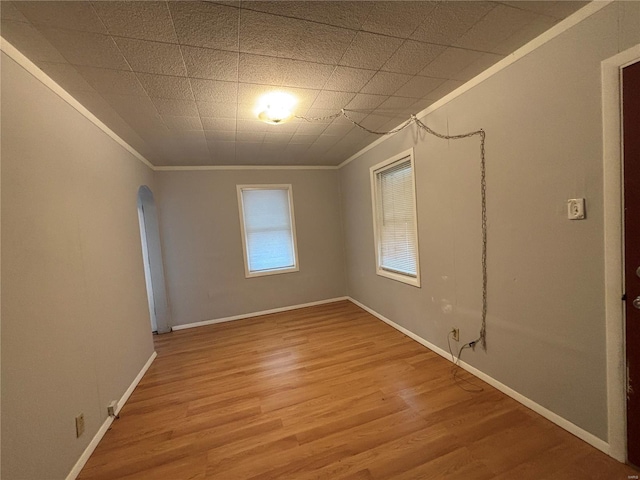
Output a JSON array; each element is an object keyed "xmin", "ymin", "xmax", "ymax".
[
  {"xmin": 237, "ymin": 184, "xmax": 300, "ymax": 278},
  {"xmin": 370, "ymin": 148, "xmax": 421, "ymax": 287}
]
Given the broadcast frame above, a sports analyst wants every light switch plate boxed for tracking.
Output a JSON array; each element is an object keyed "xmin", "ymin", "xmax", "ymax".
[{"xmin": 567, "ymin": 198, "xmax": 586, "ymax": 220}]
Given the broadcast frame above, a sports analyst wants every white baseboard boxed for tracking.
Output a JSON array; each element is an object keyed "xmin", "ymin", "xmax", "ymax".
[
  {"xmin": 171, "ymin": 297, "xmax": 349, "ymax": 331},
  {"xmin": 347, "ymin": 297, "xmax": 610, "ymax": 456},
  {"xmin": 65, "ymin": 351, "xmax": 157, "ymax": 480}
]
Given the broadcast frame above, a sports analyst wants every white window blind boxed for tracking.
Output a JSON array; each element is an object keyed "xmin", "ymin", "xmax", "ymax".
[
  {"xmin": 371, "ymin": 151, "xmax": 420, "ymax": 286},
  {"xmin": 238, "ymin": 186, "xmax": 298, "ymax": 276}
]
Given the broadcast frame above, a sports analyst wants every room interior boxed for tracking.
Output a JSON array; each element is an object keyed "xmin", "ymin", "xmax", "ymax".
[{"xmin": 2, "ymin": 0, "xmax": 640, "ymax": 478}]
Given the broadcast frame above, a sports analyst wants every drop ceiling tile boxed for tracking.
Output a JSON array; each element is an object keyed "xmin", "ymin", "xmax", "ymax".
[
  {"xmin": 295, "ymin": 122, "xmax": 328, "ymax": 135},
  {"xmin": 361, "ymin": 1, "xmax": 437, "ymax": 38},
  {"xmin": 281, "ymin": 60, "xmax": 335, "ymax": 90},
  {"xmin": 237, "ymin": 102, "xmax": 259, "ymax": 120},
  {"xmin": 137, "ymin": 73, "xmax": 194, "ymax": 100},
  {"xmin": 290, "ymin": 134, "xmax": 317, "ymax": 145},
  {"xmin": 394, "ymin": 76, "xmax": 445, "ymax": 98},
  {"xmin": 205, "ymin": 130, "xmax": 236, "ymax": 141},
  {"xmin": 92, "ymin": 1, "xmax": 178, "ymax": 43},
  {"xmin": 174, "ymin": 130, "xmax": 207, "ymax": 142},
  {"xmin": 323, "ymin": 66, "xmax": 376, "ymax": 93},
  {"xmin": 169, "ymin": 1, "xmax": 239, "ymax": 51},
  {"xmin": 501, "ymin": 1, "xmax": 588, "ymax": 19},
  {"xmin": 207, "ymin": 140, "xmax": 236, "ymax": 157},
  {"xmin": 491, "ymin": 16, "xmax": 558, "ymax": 55},
  {"xmin": 419, "ymin": 47, "xmax": 483, "ymax": 79},
  {"xmin": 238, "ymin": 53, "xmax": 287, "ymax": 85},
  {"xmin": 360, "ymin": 72, "xmax": 412, "ymax": 96},
  {"xmin": 101, "ymin": 93, "xmax": 164, "ymax": 126},
  {"xmin": 266, "ymin": 121, "xmax": 301, "ymax": 134},
  {"xmin": 237, "ymin": 119, "xmax": 268, "ymax": 133},
  {"xmin": 238, "ymin": 84, "xmax": 318, "ymax": 111},
  {"xmin": 162, "ymin": 116, "xmax": 203, "ymax": 131},
  {"xmin": 240, "ymin": 10, "xmax": 354, "ymax": 63},
  {"xmin": 305, "ymin": 145, "xmax": 330, "ymax": 159},
  {"xmin": 345, "ymin": 93, "xmax": 389, "ymax": 112},
  {"xmin": 76, "ymin": 67, "xmax": 147, "ymax": 96},
  {"xmin": 360, "ymin": 113, "xmax": 396, "ymax": 131},
  {"xmin": 37, "ymin": 62, "xmax": 96, "ymax": 93},
  {"xmin": 39, "ymin": 27, "xmax": 129, "ymax": 69},
  {"xmin": 283, "ymin": 143, "xmax": 310, "ymax": 155},
  {"xmin": 190, "ymin": 79, "xmax": 237, "ymax": 103},
  {"xmin": 201, "ymin": 117, "xmax": 236, "ymax": 131},
  {"xmin": 311, "ymin": 91, "xmax": 356, "ymax": 110},
  {"xmin": 311, "ymin": 134, "xmax": 341, "ymax": 149},
  {"xmin": 182, "ymin": 46, "xmax": 238, "ymax": 81},
  {"xmin": 114, "ymin": 38, "xmax": 187, "ymax": 77},
  {"xmin": 235, "ymin": 131, "xmax": 265, "ymax": 142},
  {"xmin": 264, "ymin": 131, "xmax": 293, "ymax": 144},
  {"xmin": 323, "ymin": 122, "xmax": 354, "ymax": 136},
  {"xmin": 339, "ymin": 32, "xmax": 403, "ymax": 70},
  {"xmin": 151, "ymin": 98, "xmax": 199, "ymax": 116},
  {"xmin": 452, "ymin": 52, "xmax": 504, "ymax": 82},
  {"xmin": 454, "ymin": 5, "xmax": 542, "ymax": 52},
  {"xmin": 424, "ymin": 80, "xmax": 464, "ymax": 100},
  {"xmin": 382, "ymin": 41, "xmax": 447, "ymax": 75},
  {"xmin": 196, "ymin": 101, "xmax": 237, "ymax": 118},
  {"xmin": 0, "ymin": 21, "xmax": 66, "ymax": 63},
  {"xmin": 286, "ymin": 87, "xmax": 321, "ymax": 111},
  {"xmin": 289, "ymin": 21, "xmax": 355, "ymax": 65},
  {"xmin": 15, "ymin": 1, "xmax": 107, "ymax": 33},
  {"xmin": 377, "ymin": 96, "xmax": 419, "ymax": 113},
  {"xmin": 1, "ymin": 2, "xmax": 28, "ymax": 22},
  {"xmin": 410, "ymin": 2, "xmax": 495, "ymax": 45},
  {"xmin": 239, "ymin": 10, "xmax": 302, "ymax": 58},
  {"xmin": 242, "ymin": 1, "xmax": 371, "ymax": 30}
]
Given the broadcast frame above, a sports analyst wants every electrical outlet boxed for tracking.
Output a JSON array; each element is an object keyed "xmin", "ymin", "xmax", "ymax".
[
  {"xmin": 75, "ymin": 414, "xmax": 85, "ymax": 438},
  {"xmin": 451, "ymin": 328, "xmax": 459, "ymax": 342},
  {"xmin": 567, "ymin": 198, "xmax": 585, "ymax": 220}
]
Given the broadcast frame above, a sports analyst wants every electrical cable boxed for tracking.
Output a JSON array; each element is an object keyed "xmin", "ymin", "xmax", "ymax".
[
  {"xmin": 296, "ymin": 108, "xmax": 488, "ymax": 349},
  {"xmin": 447, "ymin": 332, "xmax": 484, "ymax": 393}
]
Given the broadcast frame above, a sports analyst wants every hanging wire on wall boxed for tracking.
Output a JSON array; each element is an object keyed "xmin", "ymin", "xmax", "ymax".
[{"xmin": 297, "ymin": 108, "xmax": 488, "ymax": 351}]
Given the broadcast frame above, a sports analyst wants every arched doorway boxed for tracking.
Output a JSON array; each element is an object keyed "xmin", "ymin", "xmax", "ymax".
[{"xmin": 137, "ymin": 186, "xmax": 171, "ymax": 334}]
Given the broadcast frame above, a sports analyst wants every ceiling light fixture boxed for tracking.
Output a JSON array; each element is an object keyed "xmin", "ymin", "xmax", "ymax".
[{"xmin": 255, "ymin": 91, "xmax": 297, "ymax": 125}]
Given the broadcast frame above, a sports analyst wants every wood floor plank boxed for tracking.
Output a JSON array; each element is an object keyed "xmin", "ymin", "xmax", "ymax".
[{"xmin": 78, "ymin": 301, "xmax": 638, "ymax": 479}]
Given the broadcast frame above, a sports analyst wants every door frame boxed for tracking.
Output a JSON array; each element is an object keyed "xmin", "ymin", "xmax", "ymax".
[{"xmin": 603, "ymin": 43, "xmax": 640, "ymax": 463}]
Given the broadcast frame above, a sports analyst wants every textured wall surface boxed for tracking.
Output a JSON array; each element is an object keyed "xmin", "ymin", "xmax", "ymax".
[
  {"xmin": 1, "ymin": 53, "xmax": 155, "ymax": 479},
  {"xmin": 339, "ymin": 2, "xmax": 640, "ymax": 441},
  {"xmin": 156, "ymin": 169, "xmax": 347, "ymax": 326}
]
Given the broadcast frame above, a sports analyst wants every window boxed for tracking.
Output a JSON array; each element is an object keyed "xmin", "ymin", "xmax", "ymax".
[
  {"xmin": 237, "ymin": 185, "xmax": 299, "ymax": 278},
  {"xmin": 370, "ymin": 149, "xmax": 420, "ymax": 287}
]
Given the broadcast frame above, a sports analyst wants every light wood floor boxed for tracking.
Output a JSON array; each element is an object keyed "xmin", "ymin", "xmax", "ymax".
[{"xmin": 79, "ymin": 301, "xmax": 636, "ymax": 479}]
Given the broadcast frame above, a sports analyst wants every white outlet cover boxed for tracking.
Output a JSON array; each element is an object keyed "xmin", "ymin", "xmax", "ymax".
[{"xmin": 567, "ymin": 198, "xmax": 586, "ymax": 220}]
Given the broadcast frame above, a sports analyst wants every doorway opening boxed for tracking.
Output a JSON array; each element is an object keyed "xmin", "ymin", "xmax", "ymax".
[{"xmin": 137, "ymin": 186, "xmax": 172, "ymax": 334}]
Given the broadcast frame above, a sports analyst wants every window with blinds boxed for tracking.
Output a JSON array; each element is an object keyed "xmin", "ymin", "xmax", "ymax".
[
  {"xmin": 237, "ymin": 185, "xmax": 299, "ymax": 278},
  {"xmin": 370, "ymin": 150, "xmax": 420, "ymax": 287}
]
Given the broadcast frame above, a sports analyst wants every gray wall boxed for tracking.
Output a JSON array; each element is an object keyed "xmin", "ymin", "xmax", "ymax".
[
  {"xmin": 156, "ymin": 169, "xmax": 347, "ymax": 326},
  {"xmin": 340, "ymin": 2, "xmax": 640, "ymax": 442},
  {"xmin": 1, "ymin": 53, "xmax": 156, "ymax": 479}
]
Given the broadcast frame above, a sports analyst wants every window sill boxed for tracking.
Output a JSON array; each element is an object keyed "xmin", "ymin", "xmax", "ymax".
[
  {"xmin": 376, "ymin": 268, "xmax": 421, "ymax": 287},
  {"xmin": 245, "ymin": 266, "xmax": 299, "ymax": 279}
]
